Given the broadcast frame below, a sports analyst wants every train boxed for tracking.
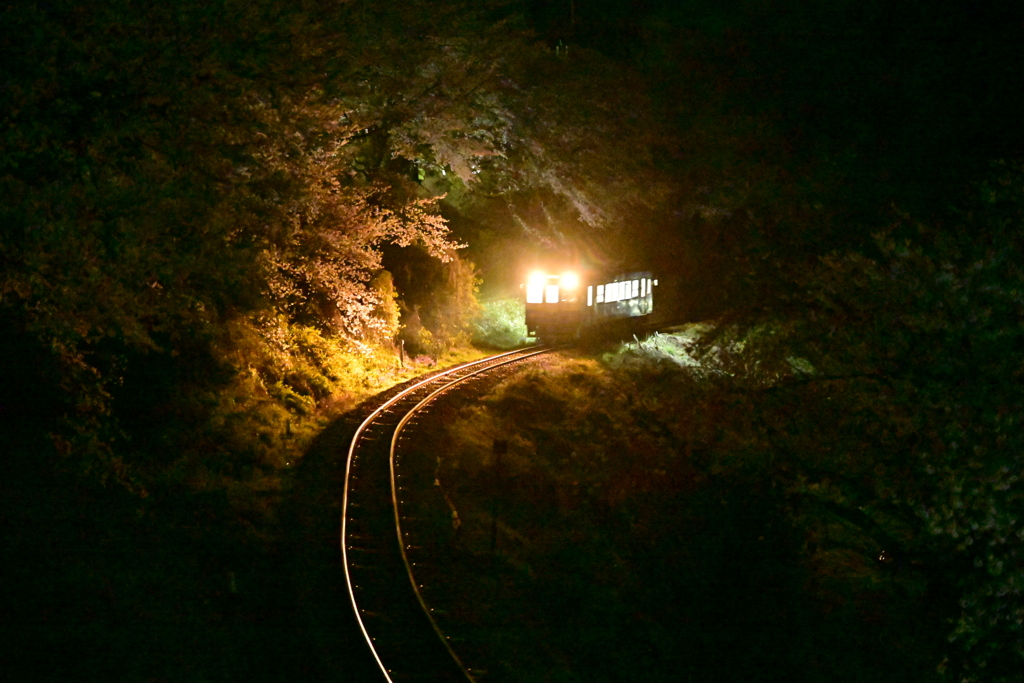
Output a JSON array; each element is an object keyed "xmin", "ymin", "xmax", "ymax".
[{"xmin": 522, "ymin": 267, "xmax": 657, "ymax": 340}]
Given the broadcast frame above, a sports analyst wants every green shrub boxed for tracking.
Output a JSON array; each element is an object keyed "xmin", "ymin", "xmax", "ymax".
[{"xmin": 471, "ymin": 298, "xmax": 529, "ymax": 349}]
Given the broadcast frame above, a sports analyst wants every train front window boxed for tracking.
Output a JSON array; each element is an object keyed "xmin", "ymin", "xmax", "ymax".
[
  {"xmin": 526, "ymin": 271, "xmax": 546, "ymax": 304},
  {"xmin": 545, "ymin": 284, "xmax": 560, "ymax": 303}
]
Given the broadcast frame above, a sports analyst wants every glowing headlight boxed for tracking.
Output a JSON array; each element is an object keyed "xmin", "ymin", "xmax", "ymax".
[
  {"xmin": 559, "ymin": 271, "xmax": 579, "ymax": 290},
  {"xmin": 527, "ymin": 271, "xmax": 548, "ymax": 288}
]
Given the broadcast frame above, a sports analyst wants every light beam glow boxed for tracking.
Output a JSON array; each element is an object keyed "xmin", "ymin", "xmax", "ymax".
[{"xmin": 527, "ymin": 270, "xmax": 548, "ymax": 288}]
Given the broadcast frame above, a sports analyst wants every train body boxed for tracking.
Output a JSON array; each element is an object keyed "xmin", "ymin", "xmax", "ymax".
[{"xmin": 523, "ymin": 268, "xmax": 657, "ymax": 340}]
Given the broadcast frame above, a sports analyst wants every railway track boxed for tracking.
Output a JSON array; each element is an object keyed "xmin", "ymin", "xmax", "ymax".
[{"xmin": 342, "ymin": 346, "xmax": 551, "ymax": 682}]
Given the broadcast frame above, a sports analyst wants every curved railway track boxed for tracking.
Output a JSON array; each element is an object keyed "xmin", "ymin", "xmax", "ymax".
[{"xmin": 342, "ymin": 346, "xmax": 552, "ymax": 682}]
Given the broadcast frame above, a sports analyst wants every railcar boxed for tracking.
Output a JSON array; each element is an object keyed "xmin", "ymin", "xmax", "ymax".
[{"xmin": 523, "ymin": 268, "xmax": 657, "ymax": 340}]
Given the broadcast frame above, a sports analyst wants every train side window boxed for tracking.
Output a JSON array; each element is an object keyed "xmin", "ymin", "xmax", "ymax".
[
  {"xmin": 596, "ymin": 285, "xmax": 604, "ymax": 303},
  {"xmin": 545, "ymin": 284, "xmax": 560, "ymax": 303},
  {"xmin": 641, "ymin": 279, "xmax": 646, "ymax": 297},
  {"xmin": 587, "ymin": 286, "xmax": 593, "ymax": 306},
  {"xmin": 632, "ymin": 280, "xmax": 639, "ymax": 298}
]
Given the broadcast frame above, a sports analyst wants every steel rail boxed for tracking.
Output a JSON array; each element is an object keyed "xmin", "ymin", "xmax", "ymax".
[
  {"xmin": 341, "ymin": 347, "xmax": 550, "ymax": 682},
  {"xmin": 388, "ymin": 347, "xmax": 552, "ymax": 679}
]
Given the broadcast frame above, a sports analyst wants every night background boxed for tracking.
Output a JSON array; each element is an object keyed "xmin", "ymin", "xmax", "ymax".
[{"xmin": 3, "ymin": 0, "xmax": 1024, "ymax": 681}]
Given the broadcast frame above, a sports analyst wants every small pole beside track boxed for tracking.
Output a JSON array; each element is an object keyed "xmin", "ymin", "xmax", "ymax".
[{"xmin": 490, "ymin": 439, "xmax": 508, "ymax": 555}]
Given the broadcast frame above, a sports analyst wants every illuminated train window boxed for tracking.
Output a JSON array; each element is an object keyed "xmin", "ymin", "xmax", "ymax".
[
  {"xmin": 526, "ymin": 283, "xmax": 543, "ymax": 303},
  {"xmin": 641, "ymin": 279, "xmax": 646, "ymax": 296},
  {"xmin": 632, "ymin": 280, "xmax": 639, "ymax": 298},
  {"xmin": 587, "ymin": 286, "xmax": 593, "ymax": 306},
  {"xmin": 545, "ymin": 284, "xmax": 560, "ymax": 303},
  {"xmin": 596, "ymin": 284, "xmax": 605, "ymax": 303}
]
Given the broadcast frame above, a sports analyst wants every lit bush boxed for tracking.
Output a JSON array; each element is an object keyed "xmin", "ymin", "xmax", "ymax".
[{"xmin": 471, "ymin": 298, "xmax": 528, "ymax": 349}]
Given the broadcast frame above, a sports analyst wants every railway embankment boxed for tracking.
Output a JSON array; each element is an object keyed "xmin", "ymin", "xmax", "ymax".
[{"xmin": 397, "ymin": 330, "xmax": 949, "ymax": 682}]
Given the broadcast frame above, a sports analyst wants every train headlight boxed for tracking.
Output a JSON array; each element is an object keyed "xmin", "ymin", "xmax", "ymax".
[{"xmin": 559, "ymin": 271, "xmax": 579, "ymax": 290}]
